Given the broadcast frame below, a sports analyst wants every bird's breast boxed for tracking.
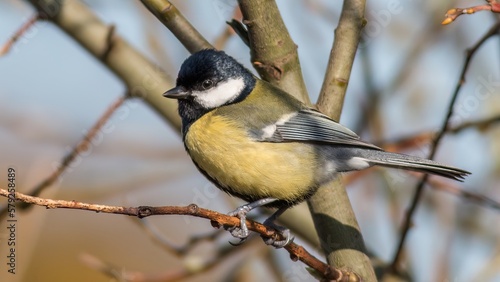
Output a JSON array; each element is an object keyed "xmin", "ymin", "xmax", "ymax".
[{"xmin": 184, "ymin": 112, "xmax": 318, "ymax": 203}]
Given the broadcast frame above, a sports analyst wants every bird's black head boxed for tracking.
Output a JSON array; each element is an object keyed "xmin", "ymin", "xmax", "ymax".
[{"xmin": 163, "ymin": 49, "xmax": 256, "ymax": 134}]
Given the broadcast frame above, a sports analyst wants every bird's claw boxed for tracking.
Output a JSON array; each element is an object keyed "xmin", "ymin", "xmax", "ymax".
[
  {"xmin": 261, "ymin": 221, "xmax": 294, "ymax": 248},
  {"xmin": 225, "ymin": 205, "xmax": 252, "ymax": 240},
  {"xmin": 224, "ymin": 198, "xmax": 280, "ymax": 246},
  {"xmin": 226, "ymin": 224, "xmax": 249, "ymax": 239},
  {"xmin": 228, "ymin": 238, "xmax": 247, "ymax": 246}
]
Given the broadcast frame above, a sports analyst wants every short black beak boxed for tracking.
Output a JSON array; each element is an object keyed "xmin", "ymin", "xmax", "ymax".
[{"xmin": 163, "ymin": 86, "xmax": 190, "ymax": 99}]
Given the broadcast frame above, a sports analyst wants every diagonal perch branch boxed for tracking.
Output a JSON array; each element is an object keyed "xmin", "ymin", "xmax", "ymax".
[
  {"xmin": 0, "ymin": 188, "xmax": 358, "ymax": 282},
  {"xmin": 140, "ymin": 0, "xmax": 212, "ymax": 53}
]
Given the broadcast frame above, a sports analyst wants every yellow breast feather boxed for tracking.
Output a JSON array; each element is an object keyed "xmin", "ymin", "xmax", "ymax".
[{"xmin": 185, "ymin": 112, "xmax": 316, "ymax": 203}]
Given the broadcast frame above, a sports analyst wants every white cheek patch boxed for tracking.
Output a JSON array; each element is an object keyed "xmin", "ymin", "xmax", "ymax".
[
  {"xmin": 192, "ymin": 78, "xmax": 245, "ymax": 108},
  {"xmin": 261, "ymin": 112, "xmax": 297, "ymax": 139}
]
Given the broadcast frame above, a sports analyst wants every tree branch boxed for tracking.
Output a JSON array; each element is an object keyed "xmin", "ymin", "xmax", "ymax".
[
  {"xmin": 449, "ymin": 114, "xmax": 500, "ymax": 133},
  {"xmin": 376, "ymin": 113, "xmax": 500, "ymax": 153},
  {"xmin": 442, "ymin": 0, "xmax": 500, "ymax": 25},
  {"xmin": 26, "ymin": 0, "xmax": 181, "ymax": 129},
  {"xmin": 427, "ymin": 177, "xmax": 500, "ymax": 211},
  {"xmin": 131, "ymin": 218, "xmax": 225, "ymax": 256},
  {"xmin": 140, "ymin": 0, "xmax": 212, "ymax": 53},
  {"xmin": 0, "ymin": 96, "xmax": 127, "ymax": 218},
  {"xmin": 80, "ymin": 238, "xmax": 259, "ymax": 282},
  {"xmin": 316, "ymin": 0, "xmax": 366, "ymax": 120},
  {"xmin": 307, "ymin": 0, "xmax": 376, "ymax": 280},
  {"xmin": 16, "ymin": 0, "xmax": 319, "ymax": 253},
  {"xmin": 390, "ymin": 20, "xmax": 500, "ymax": 274},
  {"xmin": 237, "ymin": 0, "xmax": 310, "ymax": 103},
  {"xmin": 0, "ymin": 13, "xmax": 40, "ymax": 56},
  {"xmin": 0, "ymin": 188, "xmax": 357, "ymax": 281}
]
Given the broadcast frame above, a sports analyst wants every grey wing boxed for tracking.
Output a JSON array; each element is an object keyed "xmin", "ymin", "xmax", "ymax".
[{"xmin": 259, "ymin": 109, "xmax": 381, "ymax": 150}]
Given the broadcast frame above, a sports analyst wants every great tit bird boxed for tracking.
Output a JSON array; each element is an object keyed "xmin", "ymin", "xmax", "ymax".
[{"xmin": 164, "ymin": 49, "xmax": 470, "ymax": 247}]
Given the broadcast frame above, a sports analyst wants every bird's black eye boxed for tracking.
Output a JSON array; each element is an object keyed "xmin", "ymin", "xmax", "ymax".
[{"xmin": 202, "ymin": 79, "xmax": 214, "ymax": 90}]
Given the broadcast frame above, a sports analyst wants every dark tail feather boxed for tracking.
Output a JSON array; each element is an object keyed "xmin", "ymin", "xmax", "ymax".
[{"xmin": 360, "ymin": 150, "xmax": 471, "ymax": 181}]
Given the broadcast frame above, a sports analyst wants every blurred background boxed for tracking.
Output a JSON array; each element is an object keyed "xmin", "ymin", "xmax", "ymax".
[{"xmin": 0, "ymin": 0, "xmax": 499, "ymax": 281}]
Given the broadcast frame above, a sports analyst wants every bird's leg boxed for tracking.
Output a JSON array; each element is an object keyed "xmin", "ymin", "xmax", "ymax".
[
  {"xmin": 261, "ymin": 206, "xmax": 294, "ymax": 248},
  {"xmin": 226, "ymin": 198, "xmax": 277, "ymax": 243}
]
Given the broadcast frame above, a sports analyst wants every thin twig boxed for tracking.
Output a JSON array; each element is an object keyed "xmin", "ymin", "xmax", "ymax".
[
  {"xmin": 449, "ymin": 114, "xmax": 500, "ymax": 133},
  {"xmin": 355, "ymin": 42, "xmax": 383, "ymax": 137},
  {"xmin": 399, "ymin": 170, "xmax": 500, "ymax": 211},
  {"xmin": 0, "ymin": 189, "xmax": 353, "ymax": 281},
  {"xmin": 377, "ymin": 113, "xmax": 500, "ymax": 151},
  {"xmin": 343, "ymin": 166, "xmax": 500, "ymax": 212},
  {"xmin": 430, "ymin": 178, "xmax": 500, "ymax": 210},
  {"xmin": 27, "ymin": 0, "xmax": 181, "ymax": 128},
  {"xmin": 29, "ymin": 96, "xmax": 126, "ymax": 197},
  {"xmin": 0, "ymin": 96, "xmax": 127, "ymax": 218},
  {"xmin": 140, "ymin": 0, "xmax": 212, "ymax": 53},
  {"xmin": 0, "ymin": 14, "xmax": 40, "ymax": 56},
  {"xmin": 80, "ymin": 238, "xmax": 259, "ymax": 282},
  {"xmin": 389, "ymin": 20, "xmax": 500, "ymax": 274},
  {"xmin": 442, "ymin": 0, "xmax": 500, "ymax": 25},
  {"xmin": 131, "ymin": 218, "xmax": 224, "ymax": 256}
]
